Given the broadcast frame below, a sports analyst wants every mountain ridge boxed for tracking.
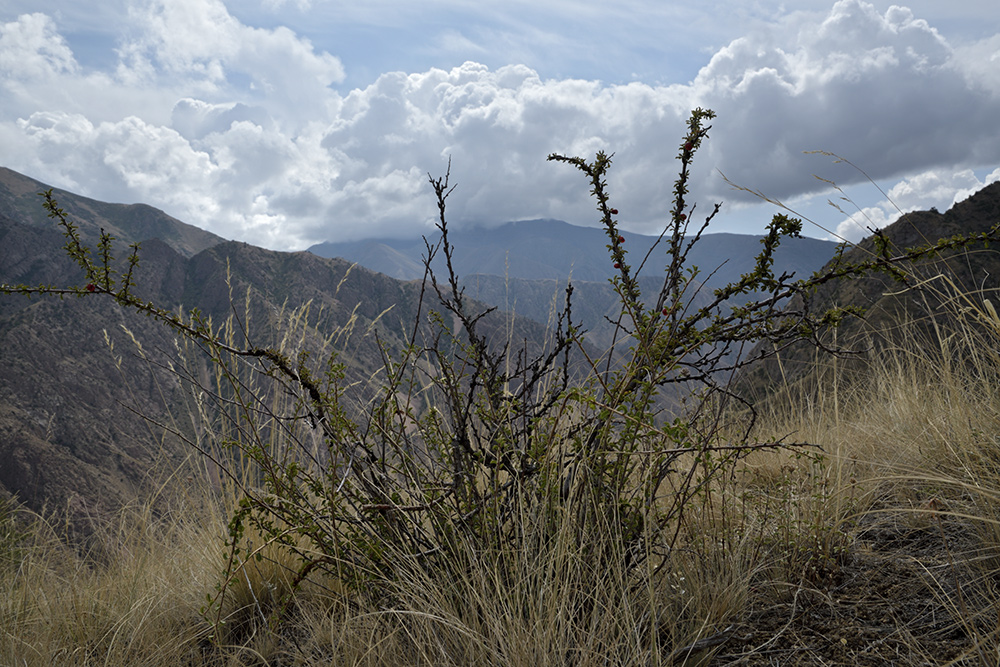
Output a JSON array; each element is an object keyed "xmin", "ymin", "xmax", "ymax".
[
  {"xmin": 308, "ymin": 218, "xmax": 841, "ymax": 288},
  {"xmin": 0, "ymin": 168, "xmax": 558, "ymax": 526},
  {"xmin": 0, "ymin": 167, "xmax": 226, "ymax": 259},
  {"xmin": 737, "ymin": 180, "xmax": 1000, "ymax": 399},
  {"xmin": 3, "ymin": 164, "xmax": 998, "ymax": 531},
  {"xmin": 310, "ymin": 217, "xmax": 842, "ymax": 349}
]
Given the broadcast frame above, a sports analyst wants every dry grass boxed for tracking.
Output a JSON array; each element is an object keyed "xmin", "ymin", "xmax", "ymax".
[
  {"xmin": 0, "ymin": 486, "xmax": 222, "ymax": 665},
  {"xmin": 7, "ymin": 290, "xmax": 1000, "ymax": 665},
  {"xmin": 723, "ymin": 280, "xmax": 1000, "ymax": 665}
]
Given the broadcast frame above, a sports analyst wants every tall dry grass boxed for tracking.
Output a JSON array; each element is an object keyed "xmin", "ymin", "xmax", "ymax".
[
  {"xmin": 0, "ymin": 482, "xmax": 222, "ymax": 666},
  {"xmin": 8, "ymin": 277, "xmax": 1000, "ymax": 665}
]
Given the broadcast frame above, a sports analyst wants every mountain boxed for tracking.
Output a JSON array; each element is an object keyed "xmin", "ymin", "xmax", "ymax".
[
  {"xmin": 310, "ymin": 219, "xmax": 841, "ymax": 349},
  {"xmin": 0, "ymin": 167, "xmax": 224, "ymax": 258},
  {"xmin": 309, "ymin": 218, "xmax": 840, "ymax": 288},
  {"xmin": 737, "ymin": 181, "xmax": 1000, "ymax": 399},
  {"xmin": 0, "ymin": 168, "xmax": 557, "ymax": 528},
  {"xmin": 6, "ymin": 163, "xmax": 993, "ymax": 527}
]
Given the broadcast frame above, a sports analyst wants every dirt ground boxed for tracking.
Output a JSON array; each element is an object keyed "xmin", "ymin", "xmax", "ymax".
[{"xmin": 709, "ymin": 509, "xmax": 1000, "ymax": 666}]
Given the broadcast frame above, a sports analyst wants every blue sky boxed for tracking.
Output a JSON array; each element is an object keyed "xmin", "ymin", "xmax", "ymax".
[{"xmin": 1, "ymin": 0, "xmax": 998, "ymax": 250}]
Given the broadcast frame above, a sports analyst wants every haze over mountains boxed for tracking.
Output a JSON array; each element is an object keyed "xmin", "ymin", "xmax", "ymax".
[
  {"xmin": 309, "ymin": 217, "xmax": 840, "ymax": 347},
  {"xmin": 3, "ymin": 163, "xmax": 997, "ymax": 530},
  {"xmin": 309, "ymin": 218, "xmax": 838, "ymax": 285}
]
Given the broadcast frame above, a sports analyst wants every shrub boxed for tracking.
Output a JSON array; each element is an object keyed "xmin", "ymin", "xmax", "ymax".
[{"xmin": 4, "ymin": 108, "xmax": 998, "ymax": 656}]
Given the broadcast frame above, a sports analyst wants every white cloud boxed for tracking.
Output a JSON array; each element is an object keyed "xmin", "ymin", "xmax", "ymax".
[
  {"xmin": 953, "ymin": 34, "xmax": 1000, "ymax": 96},
  {"xmin": 834, "ymin": 205, "xmax": 893, "ymax": 244},
  {"xmin": 117, "ymin": 0, "xmax": 344, "ymax": 124},
  {"xmin": 0, "ymin": 13, "xmax": 78, "ymax": 80},
  {"xmin": 0, "ymin": 1, "xmax": 998, "ymax": 252},
  {"xmin": 16, "ymin": 110, "xmax": 222, "ymax": 218},
  {"xmin": 886, "ymin": 169, "xmax": 984, "ymax": 211},
  {"xmin": 170, "ymin": 98, "xmax": 273, "ymax": 140},
  {"xmin": 833, "ymin": 167, "xmax": 1000, "ymax": 243},
  {"xmin": 695, "ymin": 0, "xmax": 1000, "ymax": 203},
  {"xmin": 954, "ymin": 167, "xmax": 1000, "ymax": 204}
]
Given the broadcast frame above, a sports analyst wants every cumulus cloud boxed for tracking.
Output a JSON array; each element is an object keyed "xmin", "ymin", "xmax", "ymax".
[
  {"xmin": 0, "ymin": 1, "xmax": 998, "ymax": 251},
  {"xmin": 0, "ymin": 13, "xmax": 77, "ymax": 80},
  {"xmin": 833, "ymin": 166, "xmax": 1000, "ymax": 243},
  {"xmin": 16, "ymin": 110, "xmax": 221, "ymax": 215},
  {"xmin": 170, "ymin": 98, "xmax": 273, "ymax": 140},
  {"xmin": 953, "ymin": 34, "xmax": 1000, "ymax": 96},
  {"xmin": 316, "ymin": 64, "xmax": 688, "ymax": 232},
  {"xmin": 695, "ymin": 0, "xmax": 1000, "ymax": 203},
  {"xmin": 117, "ymin": 0, "xmax": 344, "ymax": 123}
]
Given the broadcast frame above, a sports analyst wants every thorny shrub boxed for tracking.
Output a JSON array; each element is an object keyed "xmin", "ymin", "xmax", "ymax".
[{"xmin": 4, "ymin": 108, "xmax": 998, "ymax": 644}]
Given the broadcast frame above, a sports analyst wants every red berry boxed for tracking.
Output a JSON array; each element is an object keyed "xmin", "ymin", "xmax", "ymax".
[
  {"xmin": 609, "ymin": 208, "xmax": 619, "ymax": 215},
  {"xmin": 85, "ymin": 283, "xmax": 96, "ymax": 292},
  {"xmin": 678, "ymin": 213, "xmax": 687, "ymax": 221},
  {"xmin": 614, "ymin": 262, "xmax": 621, "ymax": 269},
  {"xmin": 617, "ymin": 235, "xmax": 625, "ymax": 244},
  {"xmin": 683, "ymin": 142, "xmax": 693, "ymax": 151},
  {"xmin": 662, "ymin": 308, "xmax": 669, "ymax": 315}
]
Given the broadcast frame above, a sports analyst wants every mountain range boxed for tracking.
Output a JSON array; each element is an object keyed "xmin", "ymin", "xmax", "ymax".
[
  {"xmin": 309, "ymin": 218, "xmax": 839, "ymax": 285},
  {"xmin": 3, "ymin": 163, "xmax": 997, "ymax": 529},
  {"xmin": 309, "ymin": 218, "xmax": 840, "ymax": 347},
  {"xmin": 0, "ymin": 167, "xmax": 539, "ymax": 525}
]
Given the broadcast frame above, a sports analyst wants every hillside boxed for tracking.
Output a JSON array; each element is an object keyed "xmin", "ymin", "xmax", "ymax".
[
  {"xmin": 738, "ymin": 181, "xmax": 1000, "ymax": 399},
  {"xmin": 4, "ymin": 164, "xmax": 997, "ymax": 534},
  {"xmin": 0, "ymin": 169, "xmax": 558, "ymax": 526},
  {"xmin": 0, "ymin": 167, "xmax": 225, "ymax": 258},
  {"xmin": 6, "ymin": 172, "xmax": 1000, "ymax": 665}
]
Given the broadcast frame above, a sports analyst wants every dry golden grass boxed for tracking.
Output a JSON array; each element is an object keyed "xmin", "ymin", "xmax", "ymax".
[
  {"xmin": 0, "ymin": 489, "xmax": 222, "ymax": 665},
  {"xmin": 7, "ymin": 291, "xmax": 1000, "ymax": 665},
  {"xmin": 725, "ymin": 281, "xmax": 1000, "ymax": 664}
]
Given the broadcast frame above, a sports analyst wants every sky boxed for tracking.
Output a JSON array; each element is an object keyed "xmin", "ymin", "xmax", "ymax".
[{"xmin": 1, "ymin": 0, "xmax": 998, "ymax": 251}]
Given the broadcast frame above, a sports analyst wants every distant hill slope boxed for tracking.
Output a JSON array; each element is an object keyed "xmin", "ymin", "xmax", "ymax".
[
  {"xmin": 310, "ymin": 219, "xmax": 841, "ymax": 349},
  {"xmin": 0, "ymin": 167, "xmax": 225, "ymax": 258},
  {"xmin": 738, "ymin": 181, "xmax": 1000, "ymax": 399},
  {"xmin": 0, "ymin": 169, "xmax": 558, "ymax": 526}
]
